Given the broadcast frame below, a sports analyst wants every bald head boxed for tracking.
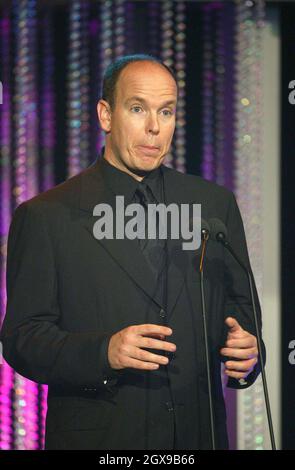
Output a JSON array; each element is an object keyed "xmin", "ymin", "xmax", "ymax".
[{"xmin": 101, "ymin": 54, "xmax": 178, "ymax": 111}]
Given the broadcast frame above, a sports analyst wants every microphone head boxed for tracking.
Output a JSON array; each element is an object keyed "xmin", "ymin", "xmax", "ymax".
[
  {"xmin": 188, "ymin": 216, "xmax": 210, "ymax": 233},
  {"xmin": 201, "ymin": 218, "xmax": 210, "ymax": 240},
  {"xmin": 201, "ymin": 218, "xmax": 210, "ymax": 233},
  {"xmin": 187, "ymin": 217, "xmax": 210, "ymax": 245},
  {"xmin": 208, "ymin": 217, "xmax": 228, "ymax": 243}
]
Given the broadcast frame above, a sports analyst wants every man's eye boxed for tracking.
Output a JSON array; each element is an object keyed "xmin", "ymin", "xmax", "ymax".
[
  {"xmin": 162, "ymin": 109, "xmax": 173, "ymax": 116},
  {"xmin": 131, "ymin": 106, "xmax": 143, "ymax": 113},
  {"xmin": 130, "ymin": 107, "xmax": 173, "ymax": 116}
]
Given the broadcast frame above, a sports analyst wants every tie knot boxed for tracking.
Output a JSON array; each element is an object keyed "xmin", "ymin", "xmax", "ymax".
[{"xmin": 135, "ymin": 181, "xmax": 156, "ymax": 207}]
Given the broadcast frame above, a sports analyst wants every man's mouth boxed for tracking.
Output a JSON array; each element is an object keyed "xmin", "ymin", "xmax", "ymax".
[{"xmin": 137, "ymin": 145, "xmax": 159, "ymax": 155}]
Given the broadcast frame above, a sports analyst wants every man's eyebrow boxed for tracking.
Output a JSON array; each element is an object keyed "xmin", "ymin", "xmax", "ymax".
[{"xmin": 125, "ymin": 96, "xmax": 176, "ymax": 107}]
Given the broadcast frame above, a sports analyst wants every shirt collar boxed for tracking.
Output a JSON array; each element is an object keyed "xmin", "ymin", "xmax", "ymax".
[{"xmin": 99, "ymin": 146, "xmax": 163, "ymax": 203}]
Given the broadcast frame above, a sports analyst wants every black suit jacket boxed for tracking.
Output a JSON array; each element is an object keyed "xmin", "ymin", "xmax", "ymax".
[{"xmin": 0, "ymin": 157, "xmax": 266, "ymax": 449}]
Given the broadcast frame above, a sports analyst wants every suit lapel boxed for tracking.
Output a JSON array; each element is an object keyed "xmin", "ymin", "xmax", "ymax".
[{"xmin": 79, "ymin": 158, "xmax": 197, "ymax": 315}]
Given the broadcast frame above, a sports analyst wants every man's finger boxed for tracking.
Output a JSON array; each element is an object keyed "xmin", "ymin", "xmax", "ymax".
[
  {"xmin": 220, "ymin": 347, "xmax": 257, "ymax": 360},
  {"xmin": 148, "ymin": 333, "xmax": 165, "ymax": 340},
  {"xmin": 139, "ymin": 336, "xmax": 176, "ymax": 352},
  {"xmin": 129, "ymin": 345, "xmax": 169, "ymax": 366},
  {"xmin": 224, "ymin": 370, "xmax": 250, "ymax": 379},
  {"xmin": 226, "ymin": 337, "xmax": 256, "ymax": 349},
  {"xmin": 225, "ymin": 316, "xmax": 243, "ymax": 333},
  {"xmin": 123, "ymin": 356, "xmax": 160, "ymax": 370},
  {"xmin": 135, "ymin": 324, "xmax": 173, "ymax": 336},
  {"xmin": 225, "ymin": 357, "xmax": 257, "ymax": 372}
]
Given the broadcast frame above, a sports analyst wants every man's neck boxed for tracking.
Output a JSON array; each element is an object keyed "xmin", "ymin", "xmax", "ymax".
[{"xmin": 102, "ymin": 148, "xmax": 149, "ymax": 182}]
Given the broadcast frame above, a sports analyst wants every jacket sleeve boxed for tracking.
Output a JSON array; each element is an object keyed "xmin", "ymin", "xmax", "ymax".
[
  {"xmin": 222, "ymin": 191, "xmax": 266, "ymax": 390},
  {"xmin": 0, "ymin": 201, "xmax": 122, "ymax": 388}
]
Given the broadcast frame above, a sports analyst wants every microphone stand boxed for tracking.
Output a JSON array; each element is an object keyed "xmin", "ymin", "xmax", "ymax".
[
  {"xmin": 217, "ymin": 233, "xmax": 276, "ymax": 451},
  {"xmin": 199, "ymin": 229, "xmax": 216, "ymax": 450}
]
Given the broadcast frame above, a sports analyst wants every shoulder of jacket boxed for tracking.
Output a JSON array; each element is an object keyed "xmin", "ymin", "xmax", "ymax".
[
  {"xmin": 16, "ymin": 167, "xmax": 88, "ymax": 216},
  {"xmin": 163, "ymin": 165, "xmax": 234, "ymax": 200}
]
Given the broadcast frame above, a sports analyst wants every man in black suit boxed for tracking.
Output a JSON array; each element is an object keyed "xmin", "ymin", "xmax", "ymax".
[{"xmin": 1, "ymin": 54, "xmax": 265, "ymax": 450}]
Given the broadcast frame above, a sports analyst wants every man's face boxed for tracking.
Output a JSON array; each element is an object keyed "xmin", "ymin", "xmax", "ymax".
[{"xmin": 97, "ymin": 61, "xmax": 177, "ymax": 179}]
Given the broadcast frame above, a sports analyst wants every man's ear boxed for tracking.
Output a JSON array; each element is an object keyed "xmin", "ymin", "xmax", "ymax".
[{"xmin": 97, "ymin": 99, "xmax": 112, "ymax": 133}]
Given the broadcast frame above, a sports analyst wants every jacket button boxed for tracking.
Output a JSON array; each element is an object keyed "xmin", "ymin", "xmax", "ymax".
[
  {"xmin": 159, "ymin": 308, "xmax": 166, "ymax": 318},
  {"xmin": 165, "ymin": 401, "xmax": 174, "ymax": 412},
  {"xmin": 103, "ymin": 377, "xmax": 118, "ymax": 386},
  {"xmin": 239, "ymin": 378, "xmax": 248, "ymax": 386}
]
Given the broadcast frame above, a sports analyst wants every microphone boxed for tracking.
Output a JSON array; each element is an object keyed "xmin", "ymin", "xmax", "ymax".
[
  {"xmin": 208, "ymin": 217, "xmax": 276, "ymax": 450},
  {"xmin": 201, "ymin": 218, "xmax": 210, "ymax": 239},
  {"xmin": 198, "ymin": 218, "xmax": 216, "ymax": 449}
]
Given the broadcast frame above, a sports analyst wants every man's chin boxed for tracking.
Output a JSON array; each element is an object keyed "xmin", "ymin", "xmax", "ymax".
[{"xmin": 129, "ymin": 158, "xmax": 161, "ymax": 176}]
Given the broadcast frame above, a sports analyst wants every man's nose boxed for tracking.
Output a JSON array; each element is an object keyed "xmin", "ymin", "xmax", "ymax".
[{"xmin": 146, "ymin": 113, "xmax": 160, "ymax": 134}]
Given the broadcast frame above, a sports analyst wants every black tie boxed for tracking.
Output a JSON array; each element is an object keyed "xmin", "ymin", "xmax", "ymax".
[{"xmin": 134, "ymin": 180, "xmax": 165, "ymax": 273}]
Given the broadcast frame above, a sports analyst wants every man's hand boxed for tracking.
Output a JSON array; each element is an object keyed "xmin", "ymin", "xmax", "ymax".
[
  {"xmin": 220, "ymin": 317, "xmax": 258, "ymax": 380},
  {"xmin": 108, "ymin": 324, "xmax": 177, "ymax": 371}
]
